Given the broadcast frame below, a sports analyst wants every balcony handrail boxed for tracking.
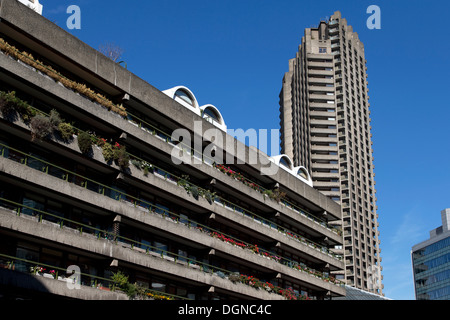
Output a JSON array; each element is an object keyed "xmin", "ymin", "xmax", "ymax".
[
  {"xmin": 29, "ymin": 101, "xmax": 341, "ymax": 236},
  {"xmin": 1, "ymin": 43, "xmax": 342, "ymax": 247},
  {"xmin": 1, "ymin": 64, "xmax": 342, "ymax": 236},
  {"xmin": 0, "ymin": 141, "xmax": 342, "ymax": 260},
  {"xmin": 0, "ymin": 253, "xmax": 190, "ymax": 300},
  {"xmin": 0, "ymin": 38, "xmax": 328, "ymax": 235},
  {"xmin": 0, "ymin": 210, "xmax": 339, "ymax": 298},
  {"xmin": 0, "ymin": 196, "xmax": 344, "ymax": 286}
]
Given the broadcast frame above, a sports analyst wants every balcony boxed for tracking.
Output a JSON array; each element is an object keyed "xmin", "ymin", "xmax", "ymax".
[
  {"xmin": 329, "ymin": 28, "xmax": 338, "ymax": 35},
  {"xmin": 330, "ymin": 35, "xmax": 339, "ymax": 42},
  {"xmin": 0, "ymin": 48, "xmax": 345, "ymax": 239},
  {"xmin": 312, "ymin": 181, "xmax": 340, "ymax": 189},
  {"xmin": 310, "ymin": 119, "xmax": 337, "ymax": 127},
  {"xmin": 0, "ymin": 137, "xmax": 344, "ymax": 265},
  {"xmin": 307, "ymin": 69, "xmax": 334, "ymax": 77},
  {"xmin": 0, "ymin": 199, "xmax": 345, "ymax": 299},
  {"xmin": 308, "ymin": 78, "xmax": 334, "ymax": 85},
  {"xmin": 308, "ymin": 61, "xmax": 333, "ymax": 68},
  {"xmin": 308, "ymin": 85, "xmax": 335, "ymax": 93},
  {"xmin": 309, "ymin": 110, "xmax": 337, "ymax": 118},
  {"xmin": 309, "ymin": 94, "xmax": 335, "ymax": 102},
  {"xmin": 329, "ymin": 19, "xmax": 338, "ymax": 25},
  {"xmin": 312, "ymin": 171, "xmax": 340, "ymax": 179}
]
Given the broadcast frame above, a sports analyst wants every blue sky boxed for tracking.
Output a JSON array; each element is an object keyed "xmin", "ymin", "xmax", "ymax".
[{"xmin": 39, "ymin": 0, "xmax": 450, "ymax": 300}]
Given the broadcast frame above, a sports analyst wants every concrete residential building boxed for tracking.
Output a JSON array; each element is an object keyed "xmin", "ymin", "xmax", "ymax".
[
  {"xmin": 412, "ymin": 209, "xmax": 450, "ymax": 300},
  {"xmin": 279, "ymin": 11, "xmax": 383, "ymax": 295},
  {"xmin": 0, "ymin": 1, "xmax": 345, "ymax": 300}
]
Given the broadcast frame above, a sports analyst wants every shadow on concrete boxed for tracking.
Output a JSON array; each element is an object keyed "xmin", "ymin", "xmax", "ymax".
[{"xmin": 0, "ymin": 268, "xmax": 70, "ymax": 300}]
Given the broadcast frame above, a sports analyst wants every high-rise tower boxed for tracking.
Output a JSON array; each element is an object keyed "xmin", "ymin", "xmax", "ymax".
[{"xmin": 279, "ymin": 11, "xmax": 383, "ymax": 295}]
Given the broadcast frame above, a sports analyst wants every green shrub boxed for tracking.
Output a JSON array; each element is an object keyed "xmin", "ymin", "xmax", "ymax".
[
  {"xmin": 113, "ymin": 146, "xmax": 130, "ymax": 168},
  {"xmin": 130, "ymin": 159, "xmax": 141, "ymax": 168},
  {"xmin": 77, "ymin": 131, "xmax": 92, "ymax": 154},
  {"xmin": 0, "ymin": 91, "xmax": 37, "ymax": 122},
  {"xmin": 102, "ymin": 142, "xmax": 114, "ymax": 163},
  {"xmin": 19, "ymin": 104, "xmax": 36, "ymax": 123},
  {"xmin": 190, "ymin": 185, "xmax": 199, "ymax": 199},
  {"xmin": 49, "ymin": 109, "xmax": 62, "ymax": 127},
  {"xmin": 111, "ymin": 271, "xmax": 129, "ymax": 289},
  {"xmin": 0, "ymin": 91, "xmax": 17, "ymax": 115},
  {"xmin": 30, "ymin": 114, "xmax": 53, "ymax": 140},
  {"xmin": 205, "ymin": 191, "xmax": 216, "ymax": 204},
  {"xmin": 111, "ymin": 271, "xmax": 137, "ymax": 299},
  {"xmin": 58, "ymin": 122, "xmax": 74, "ymax": 141},
  {"xmin": 263, "ymin": 188, "xmax": 286, "ymax": 203}
]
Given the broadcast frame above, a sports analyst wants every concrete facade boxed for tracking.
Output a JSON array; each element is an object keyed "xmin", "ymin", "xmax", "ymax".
[
  {"xmin": 279, "ymin": 11, "xmax": 383, "ymax": 295},
  {"xmin": 0, "ymin": 1, "xmax": 345, "ymax": 300}
]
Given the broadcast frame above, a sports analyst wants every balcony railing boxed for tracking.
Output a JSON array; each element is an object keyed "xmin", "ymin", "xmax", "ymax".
[
  {"xmin": 0, "ymin": 41, "xmax": 344, "ymax": 237},
  {"xmin": 0, "ymin": 201, "xmax": 341, "ymax": 298},
  {"xmin": 0, "ymin": 140, "xmax": 342, "ymax": 262},
  {"xmin": 1, "ymin": 40, "xmax": 343, "ymax": 246},
  {"xmin": 0, "ymin": 253, "xmax": 189, "ymax": 300},
  {"xmin": 0, "ymin": 192, "xmax": 345, "ymax": 288}
]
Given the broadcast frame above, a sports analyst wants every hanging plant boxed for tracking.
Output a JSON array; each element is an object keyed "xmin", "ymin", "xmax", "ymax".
[
  {"xmin": 0, "ymin": 37, "xmax": 127, "ymax": 118},
  {"xmin": 58, "ymin": 122, "xmax": 74, "ymax": 141},
  {"xmin": 77, "ymin": 131, "xmax": 92, "ymax": 154},
  {"xmin": 30, "ymin": 114, "xmax": 53, "ymax": 141},
  {"xmin": 0, "ymin": 91, "xmax": 17, "ymax": 115},
  {"xmin": 113, "ymin": 144, "xmax": 130, "ymax": 168},
  {"xmin": 49, "ymin": 109, "xmax": 62, "ymax": 127},
  {"xmin": 190, "ymin": 185, "xmax": 199, "ymax": 199},
  {"xmin": 101, "ymin": 142, "xmax": 114, "ymax": 163},
  {"xmin": 0, "ymin": 91, "xmax": 36, "ymax": 122}
]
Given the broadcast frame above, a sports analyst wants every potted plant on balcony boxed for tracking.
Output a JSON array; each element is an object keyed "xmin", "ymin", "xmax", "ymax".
[
  {"xmin": 30, "ymin": 114, "xmax": 53, "ymax": 141},
  {"xmin": 30, "ymin": 265, "xmax": 45, "ymax": 276},
  {"xmin": 77, "ymin": 131, "xmax": 93, "ymax": 155}
]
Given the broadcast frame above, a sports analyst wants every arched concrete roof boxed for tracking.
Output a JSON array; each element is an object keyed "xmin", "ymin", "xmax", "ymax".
[
  {"xmin": 270, "ymin": 155, "xmax": 313, "ymax": 187},
  {"xmin": 200, "ymin": 104, "xmax": 227, "ymax": 131},
  {"xmin": 162, "ymin": 86, "xmax": 201, "ymax": 116}
]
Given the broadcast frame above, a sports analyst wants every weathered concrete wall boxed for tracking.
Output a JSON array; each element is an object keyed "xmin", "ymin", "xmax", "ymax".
[
  {"xmin": 0, "ymin": 269, "xmax": 128, "ymax": 300},
  {"xmin": 0, "ymin": 155, "xmax": 344, "ymax": 271},
  {"xmin": 0, "ymin": 0, "xmax": 341, "ymax": 222},
  {"xmin": 0, "ymin": 209, "xmax": 295, "ymax": 299},
  {"xmin": 0, "ymin": 48, "xmax": 341, "ymax": 225}
]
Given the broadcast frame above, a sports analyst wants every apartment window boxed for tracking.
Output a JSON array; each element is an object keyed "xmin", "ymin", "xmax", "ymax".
[{"xmin": 319, "ymin": 47, "xmax": 327, "ymax": 53}]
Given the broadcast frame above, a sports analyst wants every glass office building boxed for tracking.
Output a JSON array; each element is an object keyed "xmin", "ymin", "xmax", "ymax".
[{"xmin": 412, "ymin": 209, "xmax": 450, "ymax": 300}]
